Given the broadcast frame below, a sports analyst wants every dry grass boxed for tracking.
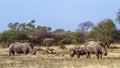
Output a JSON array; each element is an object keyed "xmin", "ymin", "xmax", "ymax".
[{"xmin": 0, "ymin": 44, "xmax": 120, "ymax": 68}]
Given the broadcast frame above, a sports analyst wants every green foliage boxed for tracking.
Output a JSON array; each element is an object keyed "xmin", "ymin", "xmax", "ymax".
[
  {"xmin": 8, "ymin": 20, "xmax": 36, "ymax": 31},
  {"xmin": 77, "ymin": 21, "xmax": 94, "ymax": 41},
  {"xmin": 54, "ymin": 29, "xmax": 65, "ymax": 32},
  {"xmin": 37, "ymin": 26, "xmax": 52, "ymax": 32},
  {"xmin": 57, "ymin": 38, "xmax": 72, "ymax": 45},
  {"xmin": 26, "ymin": 20, "xmax": 35, "ymax": 29},
  {"xmin": 112, "ymin": 30, "xmax": 120, "ymax": 43},
  {"xmin": 70, "ymin": 32, "xmax": 84, "ymax": 44},
  {"xmin": 8, "ymin": 22, "xmax": 19, "ymax": 30},
  {"xmin": 6, "ymin": 20, "xmax": 52, "ymax": 45},
  {"xmin": 51, "ymin": 32, "xmax": 69, "ymax": 43},
  {"xmin": 90, "ymin": 19, "xmax": 117, "ymax": 47},
  {"xmin": 0, "ymin": 30, "xmax": 28, "ymax": 46},
  {"xmin": 116, "ymin": 10, "xmax": 120, "ymax": 23},
  {"xmin": 1, "ymin": 17, "xmax": 120, "ymax": 48},
  {"xmin": 18, "ymin": 23, "xmax": 27, "ymax": 30},
  {"xmin": 57, "ymin": 40, "xmax": 66, "ymax": 49}
]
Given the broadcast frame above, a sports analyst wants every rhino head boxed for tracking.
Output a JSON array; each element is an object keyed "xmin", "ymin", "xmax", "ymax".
[
  {"xmin": 100, "ymin": 43, "xmax": 107, "ymax": 56},
  {"xmin": 70, "ymin": 48, "xmax": 78, "ymax": 57}
]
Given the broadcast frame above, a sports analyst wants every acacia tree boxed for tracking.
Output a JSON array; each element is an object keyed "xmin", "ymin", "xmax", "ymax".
[
  {"xmin": 18, "ymin": 23, "xmax": 27, "ymax": 30},
  {"xmin": 8, "ymin": 22, "xmax": 20, "ymax": 30},
  {"xmin": 6, "ymin": 20, "xmax": 53, "ymax": 45},
  {"xmin": 8, "ymin": 20, "xmax": 36, "ymax": 31},
  {"xmin": 26, "ymin": 20, "xmax": 35, "ymax": 29}
]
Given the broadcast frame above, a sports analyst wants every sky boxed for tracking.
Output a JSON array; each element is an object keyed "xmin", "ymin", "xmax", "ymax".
[{"xmin": 0, "ymin": 0, "xmax": 120, "ymax": 32}]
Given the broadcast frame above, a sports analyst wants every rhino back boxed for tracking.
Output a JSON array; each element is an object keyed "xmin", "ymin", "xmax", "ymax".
[
  {"xmin": 11, "ymin": 43, "xmax": 32, "ymax": 53},
  {"xmin": 85, "ymin": 41, "xmax": 100, "ymax": 53}
]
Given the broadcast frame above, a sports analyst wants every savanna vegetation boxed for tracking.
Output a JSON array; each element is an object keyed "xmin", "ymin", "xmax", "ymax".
[
  {"xmin": 0, "ymin": 10, "xmax": 120, "ymax": 68},
  {"xmin": 0, "ymin": 44, "xmax": 120, "ymax": 68},
  {"xmin": 0, "ymin": 18, "xmax": 120, "ymax": 48}
]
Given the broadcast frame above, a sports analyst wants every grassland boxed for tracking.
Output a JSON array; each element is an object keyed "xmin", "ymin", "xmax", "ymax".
[{"xmin": 0, "ymin": 44, "xmax": 120, "ymax": 68}]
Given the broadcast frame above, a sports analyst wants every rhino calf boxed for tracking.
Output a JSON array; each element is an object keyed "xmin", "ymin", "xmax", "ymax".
[
  {"xmin": 9, "ymin": 43, "xmax": 37, "ymax": 56},
  {"xmin": 70, "ymin": 47, "xmax": 89, "ymax": 58},
  {"xmin": 70, "ymin": 41, "xmax": 107, "ymax": 59}
]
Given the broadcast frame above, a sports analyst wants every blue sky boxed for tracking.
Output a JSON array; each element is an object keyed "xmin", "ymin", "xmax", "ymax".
[{"xmin": 0, "ymin": 0, "xmax": 120, "ymax": 32}]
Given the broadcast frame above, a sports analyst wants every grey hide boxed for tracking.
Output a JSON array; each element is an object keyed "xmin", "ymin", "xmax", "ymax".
[{"xmin": 9, "ymin": 43, "xmax": 37, "ymax": 56}]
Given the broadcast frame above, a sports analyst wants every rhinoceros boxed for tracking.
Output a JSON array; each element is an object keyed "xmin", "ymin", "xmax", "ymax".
[
  {"xmin": 70, "ymin": 41, "xmax": 107, "ymax": 59},
  {"xmin": 9, "ymin": 43, "xmax": 37, "ymax": 56},
  {"xmin": 70, "ymin": 47, "xmax": 89, "ymax": 58},
  {"xmin": 85, "ymin": 41, "xmax": 107, "ymax": 59}
]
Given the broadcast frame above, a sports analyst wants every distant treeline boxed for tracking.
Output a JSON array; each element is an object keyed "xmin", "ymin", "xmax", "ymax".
[{"xmin": 0, "ymin": 11, "xmax": 120, "ymax": 48}]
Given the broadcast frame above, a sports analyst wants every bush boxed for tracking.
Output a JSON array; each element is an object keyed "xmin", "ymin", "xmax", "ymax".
[{"xmin": 0, "ymin": 30, "xmax": 28, "ymax": 47}]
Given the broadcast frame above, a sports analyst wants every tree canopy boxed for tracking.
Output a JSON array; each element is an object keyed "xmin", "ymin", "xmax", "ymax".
[{"xmin": 90, "ymin": 19, "xmax": 117, "ymax": 47}]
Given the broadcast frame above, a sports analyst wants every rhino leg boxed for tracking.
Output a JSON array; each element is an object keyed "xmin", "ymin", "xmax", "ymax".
[
  {"xmin": 77, "ymin": 54, "xmax": 80, "ymax": 58},
  {"xmin": 23, "ymin": 51, "xmax": 27, "ymax": 55},
  {"xmin": 99, "ymin": 54, "xmax": 102, "ymax": 58},
  {"xmin": 9, "ymin": 50, "xmax": 15, "ymax": 56},
  {"xmin": 96, "ymin": 53, "xmax": 100, "ymax": 59},
  {"xmin": 95, "ymin": 50, "xmax": 100, "ymax": 59},
  {"xmin": 97, "ymin": 53, "xmax": 102, "ymax": 59},
  {"xmin": 86, "ymin": 51, "xmax": 90, "ymax": 59},
  {"xmin": 12, "ymin": 51, "xmax": 15, "ymax": 55},
  {"xmin": 86, "ymin": 53, "xmax": 90, "ymax": 59},
  {"xmin": 96, "ymin": 52, "xmax": 102, "ymax": 59},
  {"xmin": 70, "ymin": 50, "xmax": 75, "ymax": 57}
]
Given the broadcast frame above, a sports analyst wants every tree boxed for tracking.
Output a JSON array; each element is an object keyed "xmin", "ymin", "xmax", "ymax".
[
  {"xmin": 25, "ymin": 29, "xmax": 47, "ymax": 44},
  {"xmin": 18, "ymin": 23, "xmax": 27, "ymax": 30},
  {"xmin": 90, "ymin": 19, "xmax": 117, "ymax": 47},
  {"xmin": 54, "ymin": 29, "xmax": 65, "ymax": 32},
  {"xmin": 116, "ymin": 9, "xmax": 120, "ymax": 23},
  {"xmin": 70, "ymin": 32, "xmax": 84, "ymax": 44},
  {"xmin": 37, "ymin": 26, "xmax": 52, "ymax": 32},
  {"xmin": 26, "ymin": 20, "xmax": 35, "ymax": 29},
  {"xmin": 77, "ymin": 21, "xmax": 94, "ymax": 33},
  {"xmin": 113, "ymin": 30, "xmax": 120, "ymax": 43},
  {"xmin": 77, "ymin": 21, "xmax": 94, "ymax": 41},
  {"xmin": 51, "ymin": 32, "xmax": 68, "ymax": 44},
  {"xmin": 8, "ymin": 20, "xmax": 36, "ymax": 30},
  {"xmin": 0, "ymin": 30, "xmax": 28, "ymax": 47},
  {"xmin": 8, "ymin": 22, "xmax": 19, "ymax": 30}
]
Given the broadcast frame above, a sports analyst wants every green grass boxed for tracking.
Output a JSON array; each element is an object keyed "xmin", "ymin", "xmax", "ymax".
[{"xmin": 0, "ymin": 44, "xmax": 120, "ymax": 68}]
